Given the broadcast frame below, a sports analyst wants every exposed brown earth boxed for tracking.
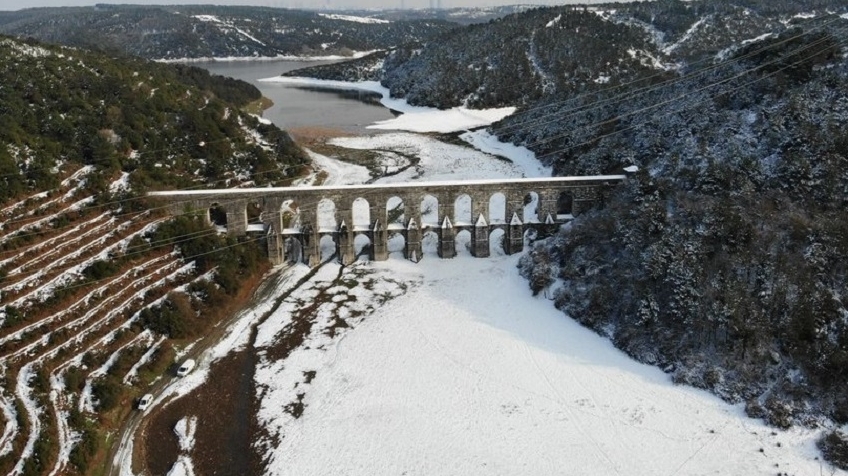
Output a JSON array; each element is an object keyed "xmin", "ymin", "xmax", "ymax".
[
  {"xmin": 142, "ymin": 350, "xmax": 261, "ymax": 476},
  {"xmin": 133, "ymin": 258, "xmax": 339, "ymax": 475},
  {"xmin": 129, "ymin": 269, "xmax": 279, "ymax": 476},
  {"xmin": 287, "ymin": 126, "xmax": 354, "ymax": 145}
]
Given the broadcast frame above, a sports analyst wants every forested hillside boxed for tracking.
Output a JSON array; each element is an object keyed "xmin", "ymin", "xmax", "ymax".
[
  {"xmin": 516, "ymin": 22, "xmax": 848, "ymax": 465},
  {"xmin": 0, "ymin": 35, "xmax": 306, "ymax": 475},
  {"xmin": 0, "ymin": 5, "xmax": 456, "ymax": 60},
  {"xmin": 291, "ymin": 0, "xmax": 848, "ymax": 466},
  {"xmin": 0, "ymin": 35, "xmax": 307, "ymax": 201},
  {"xmin": 294, "ymin": 0, "xmax": 847, "ymax": 108}
]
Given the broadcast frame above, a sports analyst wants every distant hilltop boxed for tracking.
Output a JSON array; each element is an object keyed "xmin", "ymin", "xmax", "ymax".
[{"xmin": 0, "ymin": 4, "xmax": 460, "ymax": 60}]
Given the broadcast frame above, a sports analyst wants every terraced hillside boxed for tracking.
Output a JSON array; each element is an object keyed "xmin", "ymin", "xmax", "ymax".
[{"xmin": 0, "ymin": 35, "xmax": 308, "ymax": 475}]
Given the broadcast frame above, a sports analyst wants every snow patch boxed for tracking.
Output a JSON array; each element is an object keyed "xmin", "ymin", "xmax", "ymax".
[
  {"xmin": 369, "ymin": 106, "xmax": 515, "ymax": 133},
  {"xmin": 174, "ymin": 416, "xmax": 197, "ymax": 452},
  {"xmin": 1, "ymin": 37, "xmax": 54, "ymax": 58},
  {"xmin": 109, "ymin": 172, "xmax": 131, "ymax": 193},
  {"xmin": 663, "ymin": 15, "xmax": 711, "ymax": 55},
  {"xmin": 318, "ymin": 13, "xmax": 390, "ymax": 24},
  {"xmin": 304, "ymin": 149, "xmax": 371, "ymax": 186},
  {"xmin": 0, "ymin": 395, "xmax": 17, "ymax": 457},
  {"xmin": 460, "ymin": 129, "xmax": 550, "ymax": 178},
  {"xmin": 166, "ymin": 456, "xmax": 196, "ymax": 476}
]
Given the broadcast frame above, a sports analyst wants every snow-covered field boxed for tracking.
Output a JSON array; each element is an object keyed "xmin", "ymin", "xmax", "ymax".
[
  {"xmin": 327, "ymin": 132, "xmax": 544, "ymax": 182},
  {"xmin": 257, "ymin": 256, "xmax": 836, "ymax": 476}
]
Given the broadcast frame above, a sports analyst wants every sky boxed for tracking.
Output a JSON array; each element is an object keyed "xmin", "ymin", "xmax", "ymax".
[{"xmin": 0, "ymin": 0, "xmax": 617, "ymax": 12}]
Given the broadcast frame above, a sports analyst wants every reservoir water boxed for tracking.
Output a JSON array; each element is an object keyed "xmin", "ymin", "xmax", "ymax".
[{"xmin": 196, "ymin": 60, "xmax": 395, "ymax": 134}]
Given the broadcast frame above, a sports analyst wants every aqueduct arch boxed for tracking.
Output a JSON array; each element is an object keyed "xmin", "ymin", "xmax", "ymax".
[{"xmin": 150, "ymin": 176, "xmax": 625, "ymax": 266}]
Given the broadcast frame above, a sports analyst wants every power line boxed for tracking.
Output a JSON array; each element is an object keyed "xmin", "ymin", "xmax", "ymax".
[
  {"xmin": 519, "ymin": 26, "xmax": 847, "ymax": 157},
  {"xmin": 532, "ymin": 30, "xmax": 848, "ymax": 162},
  {"xmin": 492, "ymin": 14, "xmax": 844, "ymax": 137}
]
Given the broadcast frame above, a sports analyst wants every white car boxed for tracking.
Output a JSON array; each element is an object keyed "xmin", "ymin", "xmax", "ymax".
[
  {"xmin": 137, "ymin": 394, "xmax": 153, "ymax": 411},
  {"xmin": 176, "ymin": 359, "xmax": 196, "ymax": 377}
]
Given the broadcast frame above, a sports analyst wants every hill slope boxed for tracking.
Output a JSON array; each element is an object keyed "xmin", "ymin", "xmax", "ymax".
[
  {"xmin": 0, "ymin": 35, "xmax": 306, "ymax": 475},
  {"xmin": 292, "ymin": 0, "xmax": 847, "ymax": 108},
  {"xmin": 0, "ymin": 5, "xmax": 456, "ymax": 60}
]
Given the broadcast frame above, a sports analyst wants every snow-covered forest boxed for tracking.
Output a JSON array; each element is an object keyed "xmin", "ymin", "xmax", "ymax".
[{"xmin": 294, "ymin": 0, "xmax": 848, "ymax": 462}]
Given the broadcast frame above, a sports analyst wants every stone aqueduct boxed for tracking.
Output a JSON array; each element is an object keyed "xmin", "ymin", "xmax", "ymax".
[{"xmin": 148, "ymin": 176, "xmax": 625, "ymax": 266}]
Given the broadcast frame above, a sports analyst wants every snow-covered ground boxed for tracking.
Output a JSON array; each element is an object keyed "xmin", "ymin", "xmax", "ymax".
[
  {"xmin": 300, "ymin": 149, "xmax": 371, "ymax": 186},
  {"xmin": 166, "ymin": 416, "xmax": 198, "ymax": 476},
  {"xmin": 318, "ymin": 13, "xmax": 390, "ymax": 24},
  {"xmin": 257, "ymin": 256, "xmax": 838, "ymax": 476},
  {"xmin": 327, "ymin": 132, "xmax": 543, "ymax": 182}
]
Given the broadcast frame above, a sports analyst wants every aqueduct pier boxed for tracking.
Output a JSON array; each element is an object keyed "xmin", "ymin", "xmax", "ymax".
[{"xmin": 148, "ymin": 176, "xmax": 625, "ymax": 266}]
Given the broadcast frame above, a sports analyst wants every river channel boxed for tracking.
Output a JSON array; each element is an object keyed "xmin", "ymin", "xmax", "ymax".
[{"xmin": 196, "ymin": 60, "xmax": 396, "ymax": 134}]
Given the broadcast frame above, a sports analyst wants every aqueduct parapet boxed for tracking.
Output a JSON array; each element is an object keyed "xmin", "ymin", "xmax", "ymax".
[{"xmin": 148, "ymin": 176, "xmax": 625, "ymax": 266}]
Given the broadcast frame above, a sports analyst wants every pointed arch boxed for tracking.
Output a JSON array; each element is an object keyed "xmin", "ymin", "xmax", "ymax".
[
  {"xmin": 388, "ymin": 231, "xmax": 406, "ymax": 257},
  {"xmin": 455, "ymin": 229, "xmax": 472, "ymax": 255},
  {"xmin": 489, "ymin": 228, "xmax": 506, "ymax": 256},
  {"xmin": 421, "ymin": 194, "xmax": 439, "ymax": 228},
  {"xmin": 354, "ymin": 234, "xmax": 372, "ymax": 260},
  {"xmin": 280, "ymin": 199, "xmax": 299, "ymax": 230},
  {"xmin": 386, "ymin": 196, "xmax": 406, "ymax": 229},
  {"xmin": 523, "ymin": 191, "xmax": 540, "ymax": 223},
  {"xmin": 488, "ymin": 192, "xmax": 506, "ymax": 225},
  {"xmin": 319, "ymin": 235, "xmax": 335, "ymax": 262},
  {"xmin": 557, "ymin": 191, "xmax": 573, "ymax": 217},
  {"xmin": 209, "ymin": 203, "xmax": 227, "ymax": 227},
  {"xmin": 246, "ymin": 200, "xmax": 262, "ymax": 224},
  {"xmin": 352, "ymin": 197, "xmax": 371, "ymax": 231},
  {"xmin": 317, "ymin": 198, "xmax": 337, "ymax": 232},
  {"xmin": 454, "ymin": 194, "xmax": 472, "ymax": 226},
  {"xmin": 421, "ymin": 229, "xmax": 439, "ymax": 256},
  {"xmin": 285, "ymin": 237, "xmax": 303, "ymax": 265}
]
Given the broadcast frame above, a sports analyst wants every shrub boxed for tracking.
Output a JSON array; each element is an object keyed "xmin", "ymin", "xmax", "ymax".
[
  {"xmin": 745, "ymin": 399, "xmax": 766, "ymax": 420},
  {"xmin": 1, "ymin": 306, "xmax": 23, "ymax": 329},
  {"xmin": 764, "ymin": 396, "xmax": 795, "ymax": 430},
  {"xmin": 82, "ymin": 259, "xmax": 120, "ymax": 281},
  {"xmin": 91, "ymin": 376, "xmax": 123, "ymax": 412},
  {"xmin": 819, "ymin": 431, "xmax": 848, "ymax": 470},
  {"xmin": 69, "ymin": 427, "xmax": 98, "ymax": 472}
]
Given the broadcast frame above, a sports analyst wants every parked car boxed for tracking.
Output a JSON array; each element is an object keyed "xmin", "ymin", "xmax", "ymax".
[
  {"xmin": 177, "ymin": 358, "xmax": 196, "ymax": 377},
  {"xmin": 138, "ymin": 394, "xmax": 153, "ymax": 411}
]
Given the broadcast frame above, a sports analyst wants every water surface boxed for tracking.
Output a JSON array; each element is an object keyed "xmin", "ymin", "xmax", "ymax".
[{"xmin": 197, "ymin": 60, "xmax": 395, "ymax": 134}]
